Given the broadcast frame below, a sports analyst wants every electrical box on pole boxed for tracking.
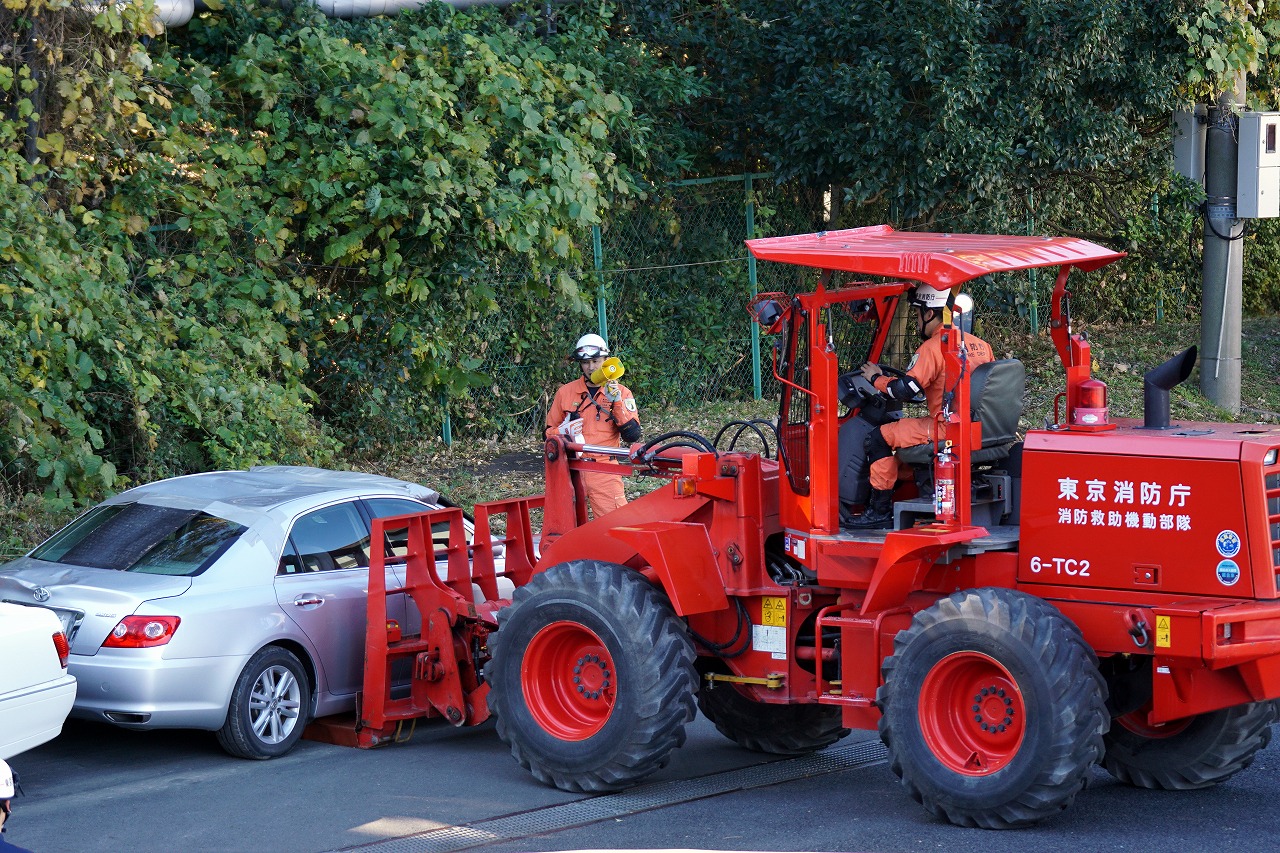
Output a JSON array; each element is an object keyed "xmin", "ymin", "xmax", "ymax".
[
  {"xmin": 1173, "ymin": 105, "xmax": 1207, "ymax": 184},
  {"xmin": 1237, "ymin": 111, "xmax": 1280, "ymax": 219}
]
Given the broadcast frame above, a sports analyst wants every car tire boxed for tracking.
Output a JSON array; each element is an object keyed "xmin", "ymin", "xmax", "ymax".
[
  {"xmin": 216, "ymin": 646, "xmax": 311, "ymax": 760},
  {"xmin": 486, "ymin": 560, "xmax": 698, "ymax": 792},
  {"xmin": 1103, "ymin": 700, "xmax": 1276, "ymax": 790},
  {"xmin": 877, "ymin": 588, "xmax": 1108, "ymax": 829}
]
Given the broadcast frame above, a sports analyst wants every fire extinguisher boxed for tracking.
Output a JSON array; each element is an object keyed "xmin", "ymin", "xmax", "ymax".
[{"xmin": 934, "ymin": 442, "xmax": 956, "ymax": 523}]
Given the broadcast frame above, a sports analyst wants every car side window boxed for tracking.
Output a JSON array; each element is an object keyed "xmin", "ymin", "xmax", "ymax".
[
  {"xmin": 364, "ymin": 498, "xmax": 440, "ymax": 559},
  {"xmin": 278, "ymin": 540, "xmax": 304, "ymax": 575},
  {"xmin": 282, "ymin": 502, "xmax": 370, "ymax": 574}
]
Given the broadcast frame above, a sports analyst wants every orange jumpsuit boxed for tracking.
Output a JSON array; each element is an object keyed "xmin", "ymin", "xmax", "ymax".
[
  {"xmin": 545, "ymin": 377, "xmax": 640, "ymax": 516},
  {"xmin": 869, "ymin": 327, "xmax": 993, "ymax": 490}
]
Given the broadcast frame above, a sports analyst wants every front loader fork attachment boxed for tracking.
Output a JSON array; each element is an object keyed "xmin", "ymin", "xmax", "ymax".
[
  {"xmin": 472, "ymin": 494, "xmax": 543, "ymax": 591},
  {"xmin": 411, "ymin": 588, "xmax": 490, "ymax": 727},
  {"xmin": 359, "ymin": 509, "xmax": 494, "ymax": 747}
]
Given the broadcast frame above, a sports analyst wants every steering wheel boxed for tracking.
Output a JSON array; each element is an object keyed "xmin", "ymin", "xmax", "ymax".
[
  {"xmin": 869, "ymin": 363, "xmax": 911, "ymax": 382},
  {"xmin": 837, "ymin": 371, "xmax": 881, "ymax": 409},
  {"xmin": 860, "ymin": 363, "xmax": 926, "ymax": 405}
]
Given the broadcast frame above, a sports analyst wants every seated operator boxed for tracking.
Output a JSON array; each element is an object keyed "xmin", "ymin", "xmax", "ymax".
[{"xmin": 844, "ymin": 286, "xmax": 992, "ymax": 529}]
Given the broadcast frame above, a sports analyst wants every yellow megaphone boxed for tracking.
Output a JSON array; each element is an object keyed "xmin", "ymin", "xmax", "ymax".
[{"xmin": 590, "ymin": 356, "xmax": 625, "ymax": 385}]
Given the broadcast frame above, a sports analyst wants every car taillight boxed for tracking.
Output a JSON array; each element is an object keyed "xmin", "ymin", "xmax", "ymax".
[
  {"xmin": 102, "ymin": 616, "xmax": 181, "ymax": 649},
  {"xmin": 52, "ymin": 632, "xmax": 70, "ymax": 668}
]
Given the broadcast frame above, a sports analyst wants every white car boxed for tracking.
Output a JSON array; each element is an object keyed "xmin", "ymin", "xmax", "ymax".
[{"xmin": 0, "ymin": 602, "xmax": 77, "ymax": 759}]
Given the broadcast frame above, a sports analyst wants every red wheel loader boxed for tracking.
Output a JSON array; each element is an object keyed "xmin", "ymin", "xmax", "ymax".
[{"xmin": 357, "ymin": 226, "xmax": 1280, "ymax": 829}]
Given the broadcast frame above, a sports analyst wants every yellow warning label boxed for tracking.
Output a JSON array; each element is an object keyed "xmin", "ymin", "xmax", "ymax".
[
  {"xmin": 761, "ymin": 596, "xmax": 787, "ymax": 628},
  {"xmin": 1155, "ymin": 615, "xmax": 1171, "ymax": 648}
]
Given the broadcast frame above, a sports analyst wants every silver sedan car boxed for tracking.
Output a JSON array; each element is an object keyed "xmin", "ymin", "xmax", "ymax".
[{"xmin": 0, "ymin": 466, "xmax": 473, "ymax": 759}]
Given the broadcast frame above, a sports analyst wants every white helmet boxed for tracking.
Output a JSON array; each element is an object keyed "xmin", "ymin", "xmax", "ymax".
[
  {"xmin": 572, "ymin": 333, "xmax": 610, "ymax": 361},
  {"xmin": 910, "ymin": 283, "xmax": 951, "ymax": 309},
  {"xmin": 0, "ymin": 759, "xmax": 13, "ymax": 799}
]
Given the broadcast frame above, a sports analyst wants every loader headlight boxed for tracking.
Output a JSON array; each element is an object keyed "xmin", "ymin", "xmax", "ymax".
[{"xmin": 1265, "ymin": 448, "xmax": 1277, "ymax": 466}]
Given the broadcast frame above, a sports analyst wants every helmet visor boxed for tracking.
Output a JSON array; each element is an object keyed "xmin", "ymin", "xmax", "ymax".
[{"xmin": 574, "ymin": 345, "xmax": 606, "ymax": 360}]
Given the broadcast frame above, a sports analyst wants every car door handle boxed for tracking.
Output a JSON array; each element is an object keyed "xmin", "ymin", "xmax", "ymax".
[{"xmin": 293, "ymin": 596, "xmax": 324, "ymax": 607}]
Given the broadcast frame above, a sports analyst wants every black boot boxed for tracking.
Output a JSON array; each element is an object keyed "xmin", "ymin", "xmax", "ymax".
[{"xmin": 846, "ymin": 489, "xmax": 894, "ymax": 529}]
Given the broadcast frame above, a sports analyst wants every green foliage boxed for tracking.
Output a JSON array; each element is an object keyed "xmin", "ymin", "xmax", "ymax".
[
  {"xmin": 620, "ymin": 1, "xmax": 1184, "ymax": 194},
  {"xmin": 613, "ymin": 0, "xmax": 1275, "ymax": 321},
  {"xmin": 2, "ymin": 0, "xmax": 1277, "ymax": 513},
  {"xmin": 136, "ymin": 1, "xmax": 700, "ymax": 446},
  {"xmin": 1179, "ymin": 1, "xmax": 1280, "ymax": 105},
  {"xmin": 1243, "ymin": 218, "xmax": 1280, "ymax": 314},
  {"xmin": 0, "ymin": 0, "xmax": 701, "ymax": 500},
  {"xmin": 0, "ymin": 0, "xmax": 174, "ymax": 505}
]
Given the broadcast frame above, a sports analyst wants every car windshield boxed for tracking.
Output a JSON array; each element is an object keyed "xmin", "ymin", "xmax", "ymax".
[{"xmin": 30, "ymin": 502, "xmax": 246, "ymax": 576}]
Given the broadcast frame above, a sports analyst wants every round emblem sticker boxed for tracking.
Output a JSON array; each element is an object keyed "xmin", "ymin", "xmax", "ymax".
[
  {"xmin": 1216, "ymin": 530, "xmax": 1241, "ymax": 558},
  {"xmin": 1216, "ymin": 559, "xmax": 1241, "ymax": 586}
]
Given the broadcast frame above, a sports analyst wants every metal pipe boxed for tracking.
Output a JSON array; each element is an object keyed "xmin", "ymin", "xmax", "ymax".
[
  {"xmin": 1199, "ymin": 89, "xmax": 1243, "ymax": 414},
  {"xmin": 158, "ymin": 0, "xmax": 515, "ymax": 28},
  {"xmin": 571, "ymin": 442, "xmax": 631, "ymax": 459}
]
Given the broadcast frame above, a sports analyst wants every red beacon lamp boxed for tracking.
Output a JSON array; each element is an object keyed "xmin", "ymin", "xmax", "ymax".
[
  {"xmin": 1072, "ymin": 378, "xmax": 1109, "ymax": 426},
  {"xmin": 1047, "ymin": 261, "xmax": 1120, "ymax": 432}
]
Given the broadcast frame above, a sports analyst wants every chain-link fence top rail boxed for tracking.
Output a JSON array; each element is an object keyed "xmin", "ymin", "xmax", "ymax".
[{"xmin": 463, "ymin": 176, "xmax": 1143, "ymax": 442}]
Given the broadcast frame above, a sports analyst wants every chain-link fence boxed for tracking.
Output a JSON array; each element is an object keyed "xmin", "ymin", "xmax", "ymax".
[
  {"xmin": 456, "ymin": 176, "xmax": 1094, "ymax": 443},
  {"xmin": 461, "ymin": 175, "xmax": 828, "ymax": 440}
]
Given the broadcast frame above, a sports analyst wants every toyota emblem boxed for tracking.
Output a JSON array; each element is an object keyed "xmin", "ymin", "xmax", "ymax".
[{"xmin": 32, "ymin": 587, "xmax": 50, "ymax": 603}]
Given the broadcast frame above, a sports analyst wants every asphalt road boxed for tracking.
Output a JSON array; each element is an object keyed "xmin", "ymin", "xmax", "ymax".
[{"xmin": 8, "ymin": 714, "xmax": 1280, "ymax": 853}]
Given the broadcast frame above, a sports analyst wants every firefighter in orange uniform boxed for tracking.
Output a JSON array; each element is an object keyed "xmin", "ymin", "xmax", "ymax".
[
  {"xmin": 847, "ymin": 286, "xmax": 992, "ymax": 528},
  {"xmin": 545, "ymin": 333, "xmax": 642, "ymax": 517}
]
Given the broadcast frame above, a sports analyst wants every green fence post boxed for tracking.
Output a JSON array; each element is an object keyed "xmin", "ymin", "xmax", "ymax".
[
  {"xmin": 440, "ymin": 393, "xmax": 452, "ymax": 446},
  {"xmin": 593, "ymin": 224, "xmax": 607, "ymax": 341},
  {"xmin": 746, "ymin": 175, "xmax": 762, "ymax": 400}
]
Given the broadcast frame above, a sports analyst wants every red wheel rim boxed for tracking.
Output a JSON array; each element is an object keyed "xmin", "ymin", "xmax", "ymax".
[
  {"xmin": 1114, "ymin": 708, "xmax": 1192, "ymax": 739},
  {"xmin": 522, "ymin": 621, "xmax": 616, "ymax": 741},
  {"xmin": 918, "ymin": 651, "xmax": 1026, "ymax": 775}
]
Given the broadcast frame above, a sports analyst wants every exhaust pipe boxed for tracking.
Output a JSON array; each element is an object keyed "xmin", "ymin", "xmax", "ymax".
[{"xmin": 1141, "ymin": 346, "xmax": 1197, "ymax": 430}]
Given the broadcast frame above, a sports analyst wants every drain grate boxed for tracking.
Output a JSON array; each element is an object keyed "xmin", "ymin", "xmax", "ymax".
[{"xmin": 338, "ymin": 739, "xmax": 889, "ymax": 853}]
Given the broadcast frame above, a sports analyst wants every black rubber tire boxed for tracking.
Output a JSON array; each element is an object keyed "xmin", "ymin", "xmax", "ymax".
[
  {"xmin": 216, "ymin": 646, "xmax": 311, "ymax": 760},
  {"xmin": 1103, "ymin": 700, "xmax": 1276, "ymax": 790},
  {"xmin": 485, "ymin": 560, "xmax": 698, "ymax": 792},
  {"xmin": 697, "ymin": 664, "xmax": 849, "ymax": 755},
  {"xmin": 877, "ymin": 588, "xmax": 1108, "ymax": 829}
]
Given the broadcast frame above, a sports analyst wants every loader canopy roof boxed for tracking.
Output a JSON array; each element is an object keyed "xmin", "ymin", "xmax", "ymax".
[{"xmin": 745, "ymin": 225, "xmax": 1126, "ymax": 289}]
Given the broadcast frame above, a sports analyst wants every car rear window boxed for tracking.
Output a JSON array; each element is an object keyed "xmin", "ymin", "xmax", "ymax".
[{"xmin": 31, "ymin": 503, "xmax": 246, "ymax": 576}]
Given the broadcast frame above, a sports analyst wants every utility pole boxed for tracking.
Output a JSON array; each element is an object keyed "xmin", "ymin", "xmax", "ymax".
[{"xmin": 1200, "ymin": 88, "xmax": 1243, "ymax": 415}]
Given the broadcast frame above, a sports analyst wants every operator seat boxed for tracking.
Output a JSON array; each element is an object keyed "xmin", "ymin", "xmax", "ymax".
[
  {"xmin": 837, "ymin": 415, "xmax": 877, "ymax": 508},
  {"xmin": 896, "ymin": 358, "xmax": 1026, "ymax": 469},
  {"xmin": 835, "ymin": 369, "xmax": 906, "ymax": 511}
]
